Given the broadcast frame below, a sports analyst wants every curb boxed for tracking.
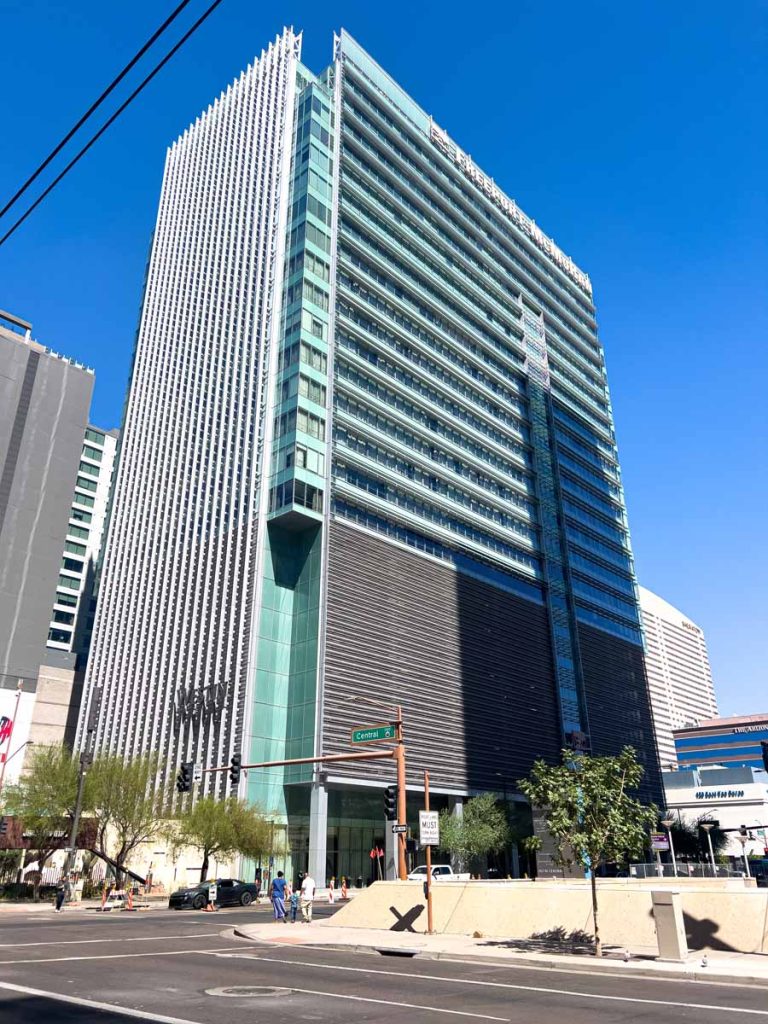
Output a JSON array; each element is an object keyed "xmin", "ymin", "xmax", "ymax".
[{"xmin": 231, "ymin": 929, "xmax": 768, "ymax": 988}]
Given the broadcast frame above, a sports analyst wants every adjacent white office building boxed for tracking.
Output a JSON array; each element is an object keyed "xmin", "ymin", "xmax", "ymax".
[{"xmin": 640, "ymin": 585, "xmax": 718, "ymax": 767}]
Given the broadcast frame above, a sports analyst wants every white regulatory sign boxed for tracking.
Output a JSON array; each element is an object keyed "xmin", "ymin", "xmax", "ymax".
[
  {"xmin": 192, "ymin": 763, "xmax": 203, "ymax": 784},
  {"xmin": 419, "ymin": 810, "xmax": 439, "ymax": 847}
]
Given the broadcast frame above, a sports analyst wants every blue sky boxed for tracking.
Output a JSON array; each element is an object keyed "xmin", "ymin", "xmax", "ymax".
[{"xmin": 1, "ymin": 1, "xmax": 766, "ymax": 715}]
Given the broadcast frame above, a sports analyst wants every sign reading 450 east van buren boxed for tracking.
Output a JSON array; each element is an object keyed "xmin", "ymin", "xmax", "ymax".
[{"xmin": 351, "ymin": 724, "xmax": 396, "ymax": 744}]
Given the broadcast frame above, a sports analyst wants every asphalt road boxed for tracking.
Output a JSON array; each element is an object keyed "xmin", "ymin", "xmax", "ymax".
[{"xmin": 0, "ymin": 903, "xmax": 766, "ymax": 1024}]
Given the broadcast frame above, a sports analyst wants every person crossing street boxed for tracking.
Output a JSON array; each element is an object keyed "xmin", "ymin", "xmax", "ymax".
[
  {"xmin": 300, "ymin": 871, "xmax": 316, "ymax": 923},
  {"xmin": 270, "ymin": 870, "xmax": 287, "ymax": 923}
]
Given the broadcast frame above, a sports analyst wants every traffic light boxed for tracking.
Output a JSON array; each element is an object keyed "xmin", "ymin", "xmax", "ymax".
[
  {"xmin": 384, "ymin": 785, "xmax": 397, "ymax": 821},
  {"xmin": 176, "ymin": 762, "xmax": 193, "ymax": 793},
  {"xmin": 0, "ymin": 817, "xmax": 7, "ymax": 837},
  {"xmin": 740, "ymin": 824, "xmax": 748, "ymax": 837},
  {"xmin": 229, "ymin": 753, "xmax": 242, "ymax": 786},
  {"xmin": 761, "ymin": 741, "xmax": 768, "ymax": 773}
]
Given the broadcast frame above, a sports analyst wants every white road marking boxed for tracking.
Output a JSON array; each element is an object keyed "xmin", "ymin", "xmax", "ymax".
[
  {"xmin": 0, "ymin": 946, "xmax": 236, "ymax": 965},
  {"xmin": 233, "ymin": 954, "xmax": 768, "ymax": 1016},
  {"xmin": 0, "ymin": 982, "xmax": 205, "ymax": 1024},
  {"xmin": 0, "ymin": 932, "xmax": 221, "ymax": 949},
  {"xmin": 283, "ymin": 986, "xmax": 509, "ymax": 1021},
  {"xmin": 434, "ymin": 954, "xmax": 768, "ymax": 991}
]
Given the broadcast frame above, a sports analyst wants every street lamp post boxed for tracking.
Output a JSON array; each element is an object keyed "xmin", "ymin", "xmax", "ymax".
[
  {"xmin": 700, "ymin": 822, "xmax": 717, "ymax": 877},
  {"xmin": 737, "ymin": 835, "xmax": 752, "ymax": 879},
  {"xmin": 661, "ymin": 814, "xmax": 678, "ymax": 878}
]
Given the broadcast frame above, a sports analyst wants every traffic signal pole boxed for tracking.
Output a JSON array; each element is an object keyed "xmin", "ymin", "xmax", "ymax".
[
  {"xmin": 201, "ymin": 707, "xmax": 410, "ymax": 881},
  {"xmin": 395, "ymin": 705, "xmax": 407, "ymax": 881}
]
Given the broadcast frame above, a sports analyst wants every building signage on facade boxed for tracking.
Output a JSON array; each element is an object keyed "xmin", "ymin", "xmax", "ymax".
[
  {"xmin": 732, "ymin": 726, "xmax": 767, "ymax": 734},
  {"xmin": 172, "ymin": 679, "xmax": 230, "ymax": 727},
  {"xmin": 429, "ymin": 120, "xmax": 591, "ymax": 294},
  {"xmin": 695, "ymin": 789, "xmax": 745, "ymax": 800}
]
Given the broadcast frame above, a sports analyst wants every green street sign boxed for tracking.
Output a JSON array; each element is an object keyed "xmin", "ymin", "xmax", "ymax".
[{"xmin": 351, "ymin": 723, "xmax": 396, "ymax": 744}]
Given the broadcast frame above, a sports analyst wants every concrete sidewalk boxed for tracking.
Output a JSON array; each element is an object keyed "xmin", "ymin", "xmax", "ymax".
[
  {"xmin": 232, "ymin": 918, "xmax": 768, "ymax": 986},
  {"xmin": 0, "ymin": 896, "xmax": 165, "ymax": 912}
]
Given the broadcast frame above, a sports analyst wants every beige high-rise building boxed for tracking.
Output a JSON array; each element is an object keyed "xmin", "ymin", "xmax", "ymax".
[{"xmin": 639, "ymin": 585, "xmax": 718, "ymax": 767}]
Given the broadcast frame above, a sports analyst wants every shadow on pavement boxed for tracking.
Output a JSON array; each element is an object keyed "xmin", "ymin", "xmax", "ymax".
[{"xmin": 0, "ymin": 994, "xmax": 137, "ymax": 1023}]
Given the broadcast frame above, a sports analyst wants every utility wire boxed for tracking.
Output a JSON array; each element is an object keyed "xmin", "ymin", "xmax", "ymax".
[
  {"xmin": 0, "ymin": 0, "xmax": 194, "ymax": 221},
  {"xmin": 0, "ymin": 0, "xmax": 225, "ymax": 249}
]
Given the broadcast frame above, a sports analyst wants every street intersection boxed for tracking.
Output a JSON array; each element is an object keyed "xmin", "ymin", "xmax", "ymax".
[{"xmin": 0, "ymin": 902, "xmax": 766, "ymax": 1023}]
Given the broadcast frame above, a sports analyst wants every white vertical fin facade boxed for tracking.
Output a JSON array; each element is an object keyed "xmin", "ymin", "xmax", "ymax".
[{"xmin": 81, "ymin": 30, "xmax": 301, "ymax": 788}]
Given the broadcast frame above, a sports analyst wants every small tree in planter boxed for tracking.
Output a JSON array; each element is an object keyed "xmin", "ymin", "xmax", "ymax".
[{"xmin": 519, "ymin": 746, "xmax": 658, "ymax": 957}]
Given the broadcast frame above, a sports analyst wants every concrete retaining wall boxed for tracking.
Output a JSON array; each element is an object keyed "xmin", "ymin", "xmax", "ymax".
[{"xmin": 331, "ymin": 881, "xmax": 768, "ymax": 954}]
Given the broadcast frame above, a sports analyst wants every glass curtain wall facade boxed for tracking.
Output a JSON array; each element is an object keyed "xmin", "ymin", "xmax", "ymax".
[{"xmin": 81, "ymin": 28, "xmax": 661, "ymax": 887}]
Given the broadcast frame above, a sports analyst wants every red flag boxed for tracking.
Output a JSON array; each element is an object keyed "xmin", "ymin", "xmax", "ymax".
[
  {"xmin": 0, "ymin": 717, "xmax": 12, "ymax": 744},
  {"xmin": 369, "ymin": 848, "xmax": 376, "ymax": 860}
]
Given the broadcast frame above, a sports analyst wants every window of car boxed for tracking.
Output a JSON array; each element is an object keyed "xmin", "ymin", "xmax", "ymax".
[
  {"xmin": 434, "ymin": 866, "xmax": 451, "ymax": 875},
  {"xmin": 218, "ymin": 880, "xmax": 233, "ymax": 888}
]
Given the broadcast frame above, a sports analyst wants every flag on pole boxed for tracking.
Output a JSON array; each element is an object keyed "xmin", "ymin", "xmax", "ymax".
[{"xmin": 0, "ymin": 717, "xmax": 12, "ymax": 744}]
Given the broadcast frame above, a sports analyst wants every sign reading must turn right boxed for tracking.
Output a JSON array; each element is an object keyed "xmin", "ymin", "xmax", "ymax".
[{"xmin": 419, "ymin": 810, "xmax": 439, "ymax": 846}]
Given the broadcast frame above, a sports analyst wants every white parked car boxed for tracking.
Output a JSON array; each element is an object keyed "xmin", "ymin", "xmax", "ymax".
[{"xmin": 407, "ymin": 865, "xmax": 470, "ymax": 881}]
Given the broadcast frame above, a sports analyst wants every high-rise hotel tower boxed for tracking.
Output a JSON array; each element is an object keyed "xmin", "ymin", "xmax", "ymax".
[{"xmin": 82, "ymin": 29, "xmax": 661, "ymax": 879}]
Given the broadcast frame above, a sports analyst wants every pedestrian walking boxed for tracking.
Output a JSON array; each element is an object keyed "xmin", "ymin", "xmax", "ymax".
[
  {"xmin": 289, "ymin": 882, "xmax": 300, "ymax": 923},
  {"xmin": 300, "ymin": 871, "xmax": 316, "ymax": 923},
  {"xmin": 54, "ymin": 876, "xmax": 71, "ymax": 912},
  {"xmin": 328, "ymin": 875, "xmax": 335, "ymax": 904},
  {"xmin": 271, "ymin": 870, "xmax": 287, "ymax": 922}
]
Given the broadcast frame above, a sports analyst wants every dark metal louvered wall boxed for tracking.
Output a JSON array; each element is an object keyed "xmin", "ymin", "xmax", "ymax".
[
  {"xmin": 577, "ymin": 622, "xmax": 664, "ymax": 805},
  {"xmin": 321, "ymin": 520, "xmax": 563, "ymax": 792}
]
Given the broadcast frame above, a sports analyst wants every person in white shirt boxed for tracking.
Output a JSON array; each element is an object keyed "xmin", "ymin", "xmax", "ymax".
[{"xmin": 300, "ymin": 873, "xmax": 316, "ymax": 923}]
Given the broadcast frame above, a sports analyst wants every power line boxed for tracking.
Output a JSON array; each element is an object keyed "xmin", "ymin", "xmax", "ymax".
[
  {"xmin": 0, "ymin": 0, "xmax": 225, "ymax": 249},
  {"xmin": 0, "ymin": 0, "xmax": 195, "ymax": 221}
]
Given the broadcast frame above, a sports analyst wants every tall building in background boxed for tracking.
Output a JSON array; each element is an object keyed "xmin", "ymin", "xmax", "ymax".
[
  {"xmin": 673, "ymin": 713, "xmax": 768, "ymax": 772},
  {"xmin": 0, "ymin": 309, "xmax": 95, "ymax": 781},
  {"xmin": 46, "ymin": 425, "xmax": 119, "ymax": 661},
  {"xmin": 81, "ymin": 29, "xmax": 661, "ymax": 882},
  {"xmin": 639, "ymin": 585, "xmax": 718, "ymax": 767}
]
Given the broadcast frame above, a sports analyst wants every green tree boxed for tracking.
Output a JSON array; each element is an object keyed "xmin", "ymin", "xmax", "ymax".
[
  {"xmin": 437, "ymin": 793, "xmax": 510, "ymax": 873},
  {"xmin": 1, "ymin": 744, "xmax": 79, "ymax": 900},
  {"xmin": 519, "ymin": 746, "xmax": 658, "ymax": 956},
  {"xmin": 167, "ymin": 796, "xmax": 272, "ymax": 882},
  {"xmin": 85, "ymin": 753, "xmax": 172, "ymax": 888},
  {"xmin": 667, "ymin": 816, "xmax": 729, "ymax": 863}
]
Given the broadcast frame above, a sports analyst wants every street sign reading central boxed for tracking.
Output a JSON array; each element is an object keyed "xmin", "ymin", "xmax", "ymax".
[{"xmin": 351, "ymin": 723, "xmax": 396, "ymax": 744}]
